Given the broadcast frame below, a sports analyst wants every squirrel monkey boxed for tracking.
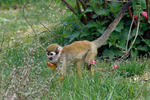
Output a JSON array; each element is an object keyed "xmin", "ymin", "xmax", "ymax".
[{"xmin": 46, "ymin": 1, "xmax": 132, "ymax": 80}]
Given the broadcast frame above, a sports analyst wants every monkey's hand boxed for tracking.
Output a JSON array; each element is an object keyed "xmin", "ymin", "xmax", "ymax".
[{"xmin": 46, "ymin": 60, "xmax": 57, "ymax": 70}]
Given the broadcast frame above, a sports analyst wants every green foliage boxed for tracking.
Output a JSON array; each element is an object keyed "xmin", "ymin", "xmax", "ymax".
[
  {"xmin": 117, "ymin": 61, "xmax": 146, "ymax": 77},
  {"xmin": 60, "ymin": 0, "xmax": 150, "ymax": 57},
  {"xmin": 0, "ymin": 1, "xmax": 150, "ymax": 99},
  {"xmin": 132, "ymin": 0, "xmax": 146, "ymax": 15}
]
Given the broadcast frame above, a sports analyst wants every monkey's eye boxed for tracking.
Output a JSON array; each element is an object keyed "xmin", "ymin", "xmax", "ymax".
[
  {"xmin": 47, "ymin": 52, "xmax": 51, "ymax": 55},
  {"xmin": 50, "ymin": 52, "xmax": 54, "ymax": 55}
]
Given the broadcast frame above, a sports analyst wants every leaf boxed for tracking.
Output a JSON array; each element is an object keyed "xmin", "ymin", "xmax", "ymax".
[
  {"xmin": 84, "ymin": 22, "xmax": 98, "ymax": 28},
  {"xmin": 116, "ymin": 28, "xmax": 128, "ymax": 49},
  {"xmin": 140, "ymin": 23, "xmax": 150, "ymax": 33},
  {"xmin": 137, "ymin": 45, "xmax": 149, "ymax": 51},
  {"xmin": 95, "ymin": 8, "xmax": 109, "ymax": 16},
  {"xmin": 102, "ymin": 49, "xmax": 114, "ymax": 57},
  {"xmin": 142, "ymin": 39, "xmax": 150, "ymax": 47},
  {"xmin": 79, "ymin": 32, "xmax": 88, "ymax": 38},
  {"xmin": 97, "ymin": 27, "xmax": 106, "ymax": 34},
  {"xmin": 134, "ymin": 37, "xmax": 141, "ymax": 45},
  {"xmin": 130, "ymin": 28, "xmax": 137, "ymax": 39},
  {"xmin": 102, "ymin": 47, "xmax": 122, "ymax": 57},
  {"xmin": 131, "ymin": 49, "xmax": 138, "ymax": 58},
  {"xmin": 132, "ymin": 0, "xmax": 146, "ymax": 15},
  {"xmin": 141, "ymin": 0, "xmax": 146, "ymax": 9},
  {"xmin": 116, "ymin": 40, "xmax": 126, "ymax": 50},
  {"xmin": 109, "ymin": 2, "xmax": 120, "ymax": 14},
  {"xmin": 109, "ymin": 32, "xmax": 119, "ymax": 46},
  {"xmin": 115, "ymin": 21, "xmax": 124, "ymax": 32},
  {"xmin": 92, "ymin": 14, "xmax": 98, "ymax": 19},
  {"xmin": 72, "ymin": 31, "xmax": 80, "ymax": 38},
  {"xmin": 148, "ymin": 19, "xmax": 150, "ymax": 24},
  {"xmin": 84, "ymin": 8, "xmax": 93, "ymax": 13}
]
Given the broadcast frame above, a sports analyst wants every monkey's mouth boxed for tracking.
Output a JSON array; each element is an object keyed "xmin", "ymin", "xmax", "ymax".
[{"xmin": 49, "ymin": 57, "xmax": 53, "ymax": 61}]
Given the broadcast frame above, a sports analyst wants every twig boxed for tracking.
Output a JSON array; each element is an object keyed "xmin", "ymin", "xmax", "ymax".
[
  {"xmin": 76, "ymin": 0, "xmax": 81, "ymax": 14},
  {"xmin": 146, "ymin": 0, "xmax": 149, "ymax": 22},
  {"xmin": 106, "ymin": 0, "xmax": 129, "ymax": 2},
  {"xmin": 22, "ymin": 4, "xmax": 37, "ymax": 35},
  {"xmin": 128, "ymin": 7, "xmax": 137, "ymax": 26},
  {"xmin": 61, "ymin": 0, "xmax": 77, "ymax": 15},
  {"xmin": 0, "ymin": 32, "xmax": 4, "ymax": 50},
  {"xmin": 127, "ymin": 14, "xmax": 140, "ymax": 53},
  {"xmin": 40, "ymin": 22, "xmax": 52, "ymax": 33},
  {"xmin": 76, "ymin": 0, "xmax": 88, "ymax": 24},
  {"xmin": 79, "ymin": 0, "xmax": 87, "ymax": 10},
  {"xmin": 48, "ymin": 0, "xmax": 54, "ymax": 8},
  {"xmin": 118, "ymin": 14, "xmax": 140, "ymax": 63},
  {"xmin": 126, "ymin": 15, "xmax": 134, "ymax": 52}
]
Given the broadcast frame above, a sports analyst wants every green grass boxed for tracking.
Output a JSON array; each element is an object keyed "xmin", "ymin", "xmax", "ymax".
[{"xmin": 0, "ymin": 0, "xmax": 150, "ymax": 100}]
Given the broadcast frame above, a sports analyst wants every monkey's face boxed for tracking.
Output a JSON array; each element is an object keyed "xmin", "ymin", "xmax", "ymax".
[
  {"xmin": 46, "ymin": 51, "xmax": 57, "ymax": 61},
  {"xmin": 46, "ymin": 44, "xmax": 62, "ymax": 63}
]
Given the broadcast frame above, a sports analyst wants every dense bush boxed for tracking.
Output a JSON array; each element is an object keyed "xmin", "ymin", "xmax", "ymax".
[{"xmin": 59, "ymin": 0, "xmax": 150, "ymax": 58}]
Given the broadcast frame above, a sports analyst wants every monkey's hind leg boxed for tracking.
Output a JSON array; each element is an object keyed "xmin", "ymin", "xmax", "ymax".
[
  {"xmin": 85, "ymin": 49, "xmax": 97, "ymax": 69},
  {"xmin": 75, "ymin": 60, "xmax": 83, "ymax": 77},
  {"xmin": 85, "ymin": 49, "xmax": 97, "ymax": 75}
]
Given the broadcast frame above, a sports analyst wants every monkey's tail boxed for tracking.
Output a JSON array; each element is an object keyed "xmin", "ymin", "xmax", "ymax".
[{"xmin": 92, "ymin": 0, "xmax": 132, "ymax": 48}]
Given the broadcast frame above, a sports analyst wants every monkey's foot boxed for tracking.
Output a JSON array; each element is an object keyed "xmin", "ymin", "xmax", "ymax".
[
  {"xmin": 59, "ymin": 74, "xmax": 64, "ymax": 81},
  {"xmin": 77, "ymin": 71, "xmax": 82, "ymax": 77},
  {"xmin": 90, "ymin": 68, "xmax": 95, "ymax": 76}
]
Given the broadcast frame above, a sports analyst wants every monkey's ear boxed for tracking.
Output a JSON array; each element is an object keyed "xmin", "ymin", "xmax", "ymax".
[
  {"xmin": 55, "ymin": 47, "xmax": 62, "ymax": 55},
  {"xmin": 55, "ymin": 48, "xmax": 59, "ymax": 54}
]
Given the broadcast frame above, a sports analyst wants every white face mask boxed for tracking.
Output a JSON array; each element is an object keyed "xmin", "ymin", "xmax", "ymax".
[{"xmin": 46, "ymin": 47, "xmax": 63, "ymax": 63}]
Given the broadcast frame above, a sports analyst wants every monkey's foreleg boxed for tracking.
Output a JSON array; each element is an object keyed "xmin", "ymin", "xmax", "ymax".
[
  {"xmin": 58, "ymin": 57, "xmax": 67, "ymax": 81},
  {"xmin": 86, "ymin": 64, "xmax": 94, "ymax": 76},
  {"xmin": 75, "ymin": 60, "xmax": 83, "ymax": 76}
]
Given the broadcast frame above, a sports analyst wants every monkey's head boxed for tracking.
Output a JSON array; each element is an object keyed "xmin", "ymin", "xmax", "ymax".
[{"xmin": 46, "ymin": 44, "xmax": 63, "ymax": 63}]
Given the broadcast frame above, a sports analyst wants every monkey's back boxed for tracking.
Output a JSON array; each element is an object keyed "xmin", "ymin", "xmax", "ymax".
[{"xmin": 62, "ymin": 40, "xmax": 93, "ymax": 59}]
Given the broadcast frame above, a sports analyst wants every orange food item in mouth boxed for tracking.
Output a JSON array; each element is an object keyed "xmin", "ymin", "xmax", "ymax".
[{"xmin": 46, "ymin": 61, "xmax": 57, "ymax": 70}]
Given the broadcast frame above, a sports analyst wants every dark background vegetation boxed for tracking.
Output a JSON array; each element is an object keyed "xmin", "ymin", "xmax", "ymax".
[{"xmin": 0, "ymin": 0, "xmax": 150, "ymax": 59}]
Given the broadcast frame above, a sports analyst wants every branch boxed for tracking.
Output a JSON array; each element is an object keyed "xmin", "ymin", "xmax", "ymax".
[
  {"xmin": 76, "ymin": 0, "xmax": 81, "ymax": 14},
  {"xmin": 79, "ymin": 0, "xmax": 87, "ymax": 10},
  {"xmin": 119, "ymin": 14, "xmax": 140, "ymax": 61},
  {"xmin": 126, "ymin": 15, "xmax": 134, "ymax": 52},
  {"xmin": 127, "ymin": 14, "xmax": 140, "ymax": 53},
  {"xmin": 76, "ymin": 0, "xmax": 88, "ymax": 24},
  {"xmin": 40, "ymin": 22, "xmax": 52, "ymax": 34},
  {"xmin": 61, "ymin": 0, "xmax": 77, "ymax": 15},
  {"xmin": 22, "ymin": 4, "xmax": 37, "ymax": 35},
  {"xmin": 128, "ymin": 7, "xmax": 137, "ymax": 25},
  {"xmin": 146, "ymin": 0, "xmax": 149, "ymax": 22},
  {"xmin": 83, "ymin": 0, "xmax": 90, "ymax": 3}
]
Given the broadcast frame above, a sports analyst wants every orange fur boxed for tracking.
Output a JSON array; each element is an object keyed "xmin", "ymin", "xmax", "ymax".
[
  {"xmin": 46, "ymin": 40, "xmax": 97, "ymax": 79},
  {"xmin": 46, "ymin": 0, "xmax": 132, "ymax": 80}
]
